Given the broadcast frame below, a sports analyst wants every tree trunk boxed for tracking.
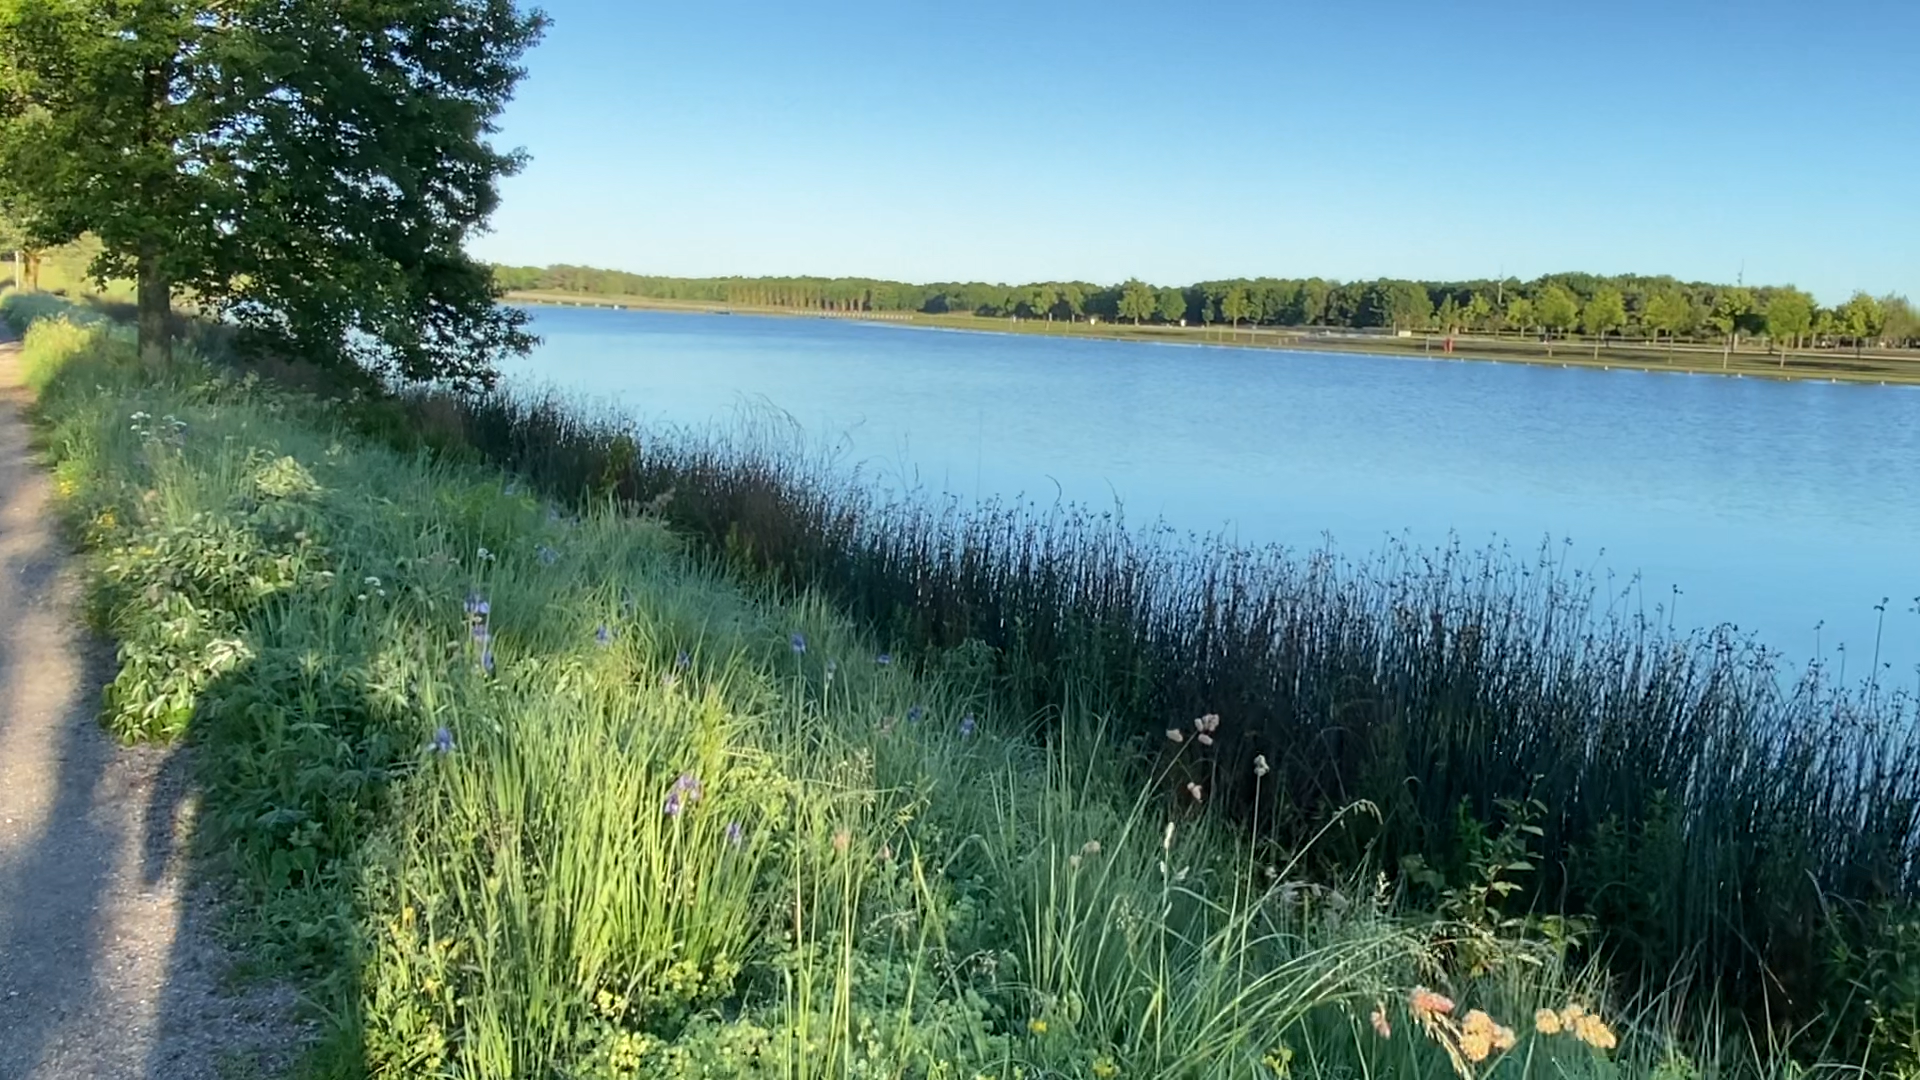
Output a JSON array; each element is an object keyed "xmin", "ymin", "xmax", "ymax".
[
  {"xmin": 136, "ymin": 243, "xmax": 172, "ymax": 370},
  {"xmin": 10, "ymin": 251, "xmax": 18, "ymax": 291}
]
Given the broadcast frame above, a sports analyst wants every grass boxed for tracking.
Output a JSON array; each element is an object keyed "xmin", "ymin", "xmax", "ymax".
[
  {"xmin": 506, "ymin": 291, "xmax": 1920, "ymax": 386},
  {"xmin": 5, "ymin": 293, "xmax": 1914, "ymax": 1078}
]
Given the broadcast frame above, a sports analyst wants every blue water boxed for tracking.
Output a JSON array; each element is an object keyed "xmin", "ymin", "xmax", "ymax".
[{"xmin": 502, "ymin": 305, "xmax": 1920, "ymax": 672}]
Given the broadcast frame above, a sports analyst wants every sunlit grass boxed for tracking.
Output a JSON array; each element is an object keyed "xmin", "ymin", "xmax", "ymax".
[{"xmin": 8, "ymin": 296, "xmax": 1907, "ymax": 1078}]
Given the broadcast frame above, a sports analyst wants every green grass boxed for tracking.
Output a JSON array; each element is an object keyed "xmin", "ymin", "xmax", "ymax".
[{"xmin": 7, "ymin": 297, "xmax": 1905, "ymax": 1078}]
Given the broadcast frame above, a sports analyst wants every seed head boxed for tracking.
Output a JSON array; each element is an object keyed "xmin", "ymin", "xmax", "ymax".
[{"xmin": 1254, "ymin": 754, "xmax": 1270, "ymax": 778}]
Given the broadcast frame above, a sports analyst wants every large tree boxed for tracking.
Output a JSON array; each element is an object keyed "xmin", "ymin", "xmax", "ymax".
[
  {"xmin": 1839, "ymin": 291, "xmax": 1885, "ymax": 357},
  {"xmin": 1764, "ymin": 289, "xmax": 1814, "ymax": 366},
  {"xmin": 1535, "ymin": 284, "xmax": 1579, "ymax": 341},
  {"xmin": 1580, "ymin": 287, "xmax": 1626, "ymax": 357},
  {"xmin": 1156, "ymin": 286, "xmax": 1188, "ymax": 325},
  {"xmin": 0, "ymin": 0, "xmax": 546, "ymax": 386},
  {"xmin": 1117, "ymin": 278, "xmax": 1155, "ymax": 325},
  {"xmin": 1642, "ymin": 289, "xmax": 1691, "ymax": 353}
]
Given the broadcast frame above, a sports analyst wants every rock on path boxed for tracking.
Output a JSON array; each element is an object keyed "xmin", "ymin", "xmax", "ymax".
[{"xmin": 0, "ymin": 337, "xmax": 299, "ymax": 1079}]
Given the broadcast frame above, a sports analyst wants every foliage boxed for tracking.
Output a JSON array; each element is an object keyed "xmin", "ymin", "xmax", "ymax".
[
  {"xmin": 0, "ymin": 0, "xmax": 545, "ymax": 386},
  {"xmin": 20, "ymin": 296, "xmax": 1894, "ymax": 1079}
]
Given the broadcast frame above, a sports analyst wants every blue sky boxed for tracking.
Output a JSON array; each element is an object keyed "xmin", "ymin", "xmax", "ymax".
[{"xmin": 472, "ymin": 1, "xmax": 1919, "ymax": 304}]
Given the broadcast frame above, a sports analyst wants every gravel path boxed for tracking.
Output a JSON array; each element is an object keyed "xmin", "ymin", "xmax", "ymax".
[{"xmin": 0, "ymin": 337, "xmax": 300, "ymax": 1079}]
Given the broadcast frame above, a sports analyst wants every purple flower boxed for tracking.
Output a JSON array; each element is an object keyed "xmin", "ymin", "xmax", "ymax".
[
  {"xmin": 430, "ymin": 726, "xmax": 455, "ymax": 755},
  {"xmin": 907, "ymin": 705, "xmax": 923, "ymax": 724},
  {"xmin": 664, "ymin": 773, "xmax": 703, "ymax": 817},
  {"xmin": 876, "ymin": 653, "xmax": 892, "ymax": 666},
  {"xmin": 789, "ymin": 633, "xmax": 807, "ymax": 655},
  {"xmin": 471, "ymin": 622, "xmax": 491, "ymax": 644},
  {"xmin": 595, "ymin": 624, "xmax": 613, "ymax": 646},
  {"xmin": 465, "ymin": 592, "xmax": 490, "ymax": 618},
  {"xmin": 481, "ymin": 646, "xmax": 495, "ymax": 674},
  {"xmin": 959, "ymin": 714, "xmax": 976, "ymax": 739},
  {"xmin": 675, "ymin": 650, "xmax": 691, "ymax": 671},
  {"xmin": 725, "ymin": 821, "xmax": 744, "ymax": 848}
]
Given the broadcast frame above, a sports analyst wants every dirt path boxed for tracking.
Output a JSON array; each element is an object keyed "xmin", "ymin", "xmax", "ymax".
[{"xmin": 0, "ymin": 338, "xmax": 299, "ymax": 1079}]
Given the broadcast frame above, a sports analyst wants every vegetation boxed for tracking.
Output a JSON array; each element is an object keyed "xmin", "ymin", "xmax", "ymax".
[
  {"xmin": 18, "ymin": 295, "xmax": 1817, "ymax": 1079},
  {"xmin": 0, "ymin": 0, "xmax": 545, "ymax": 385},
  {"xmin": 493, "ymin": 264, "xmax": 1919, "ymax": 353}
]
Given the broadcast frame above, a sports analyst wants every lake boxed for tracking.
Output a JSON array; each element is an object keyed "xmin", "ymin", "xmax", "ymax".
[{"xmin": 503, "ymin": 304, "xmax": 1920, "ymax": 672}]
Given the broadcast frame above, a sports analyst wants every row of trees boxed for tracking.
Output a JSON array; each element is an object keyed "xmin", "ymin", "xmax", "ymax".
[
  {"xmin": 499, "ymin": 264, "xmax": 1919, "ymax": 352},
  {"xmin": 0, "ymin": 1, "xmax": 547, "ymax": 388}
]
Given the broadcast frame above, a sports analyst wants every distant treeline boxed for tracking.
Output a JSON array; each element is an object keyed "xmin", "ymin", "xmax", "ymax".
[{"xmin": 494, "ymin": 264, "xmax": 1918, "ymax": 348}]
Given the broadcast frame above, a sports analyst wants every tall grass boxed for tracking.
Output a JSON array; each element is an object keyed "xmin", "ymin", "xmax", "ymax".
[
  {"xmin": 14, "ymin": 303, "xmax": 1874, "ymax": 1078},
  {"xmin": 377, "ymin": 382, "xmax": 1920, "ymax": 1054}
]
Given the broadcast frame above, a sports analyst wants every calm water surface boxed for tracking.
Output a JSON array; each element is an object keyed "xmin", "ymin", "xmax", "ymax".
[{"xmin": 503, "ymin": 305, "xmax": 1920, "ymax": 671}]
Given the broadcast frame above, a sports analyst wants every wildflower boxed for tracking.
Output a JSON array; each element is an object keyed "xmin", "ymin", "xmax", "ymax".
[
  {"xmin": 675, "ymin": 649, "xmax": 691, "ymax": 670},
  {"xmin": 1459, "ymin": 1029, "xmax": 1492, "ymax": 1063},
  {"xmin": 1069, "ymin": 855, "xmax": 1082, "ymax": 870},
  {"xmin": 725, "ymin": 821, "xmax": 744, "ymax": 848},
  {"xmin": 430, "ymin": 726, "xmax": 455, "ymax": 755},
  {"xmin": 595, "ymin": 624, "xmax": 613, "ymax": 646},
  {"xmin": 1262, "ymin": 1044, "xmax": 1293, "ymax": 1076},
  {"xmin": 476, "ymin": 546, "xmax": 493, "ymax": 562},
  {"xmin": 1092, "ymin": 1056, "xmax": 1119, "ymax": 1079},
  {"xmin": 876, "ymin": 652, "xmax": 892, "ymax": 666},
  {"xmin": 480, "ymin": 646, "xmax": 494, "ymax": 674},
  {"xmin": 1460, "ymin": 1010, "xmax": 1515, "ymax": 1057},
  {"xmin": 832, "ymin": 828, "xmax": 851, "ymax": 854},
  {"xmin": 1080, "ymin": 840, "xmax": 1101, "ymax": 856},
  {"xmin": 1185, "ymin": 782, "xmax": 1204, "ymax": 802},
  {"xmin": 536, "ymin": 544, "xmax": 558, "ymax": 565},
  {"xmin": 790, "ymin": 632, "xmax": 807, "ymax": 654},
  {"xmin": 878, "ymin": 842, "xmax": 893, "ymax": 863},
  {"xmin": 357, "ymin": 593, "xmax": 369, "ymax": 603},
  {"xmin": 364, "ymin": 576, "xmax": 382, "ymax": 588},
  {"xmin": 1194, "ymin": 713, "xmax": 1220, "ymax": 733},
  {"xmin": 465, "ymin": 592, "xmax": 490, "ymax": 618},
  {"xmin": 958, "ymin": 715, "xmax": 976, "ymax": 738},
  {"xmin": 1572, "ymin": 1013, "xmax": 1616, "ymax": 1050},
  {"xmin": 666, "ymin": 774, "xmax": 702, "ymax": 818},
  {"xmin": 1166, "ymin": 728, "xmax": 1185, "ymax": 743},
  {"xmin": 1162, "ymin": 821, "xmax": 1175, "ymax": 851},
  {"xmin": 1370, "ymin": 1004, "xmax": 1392, "ymax": 1039},
  {"xmin": 1196, "ymin": 733, "xmax": 1213, "ymax": 746},
  {"xmin": 1028, "ymin": 1018, "xmax": 1047, "ymax": 1035},
  {"xmin": 472, "ymin": 622, "xmax": 491, "ymax": 644},
  {"xmin": 1409, "ymin": 987, "xmax": 1455, "ymax": 1023},
  {"xmin": 1254, "ymin": 754, "xmax": 1270, "ymax": 778},
  {"xmin": 1533, "ymin": 1008, "xmax": 1563, "ymax": 1035},
  {"xmin": 907, "ymin": 705, "xmax": 923, "ymax": 723}
]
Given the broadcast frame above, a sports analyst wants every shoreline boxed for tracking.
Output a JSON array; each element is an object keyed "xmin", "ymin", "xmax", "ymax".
[{"xmin": 506, "ymin": 290, "xmax": 1920, "ymax": 387}]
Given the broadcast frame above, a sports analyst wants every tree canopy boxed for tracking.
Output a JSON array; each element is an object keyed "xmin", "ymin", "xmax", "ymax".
[
  {"xmin": 0, "ymin": 0, "xmax": 547, "ymax": 387},
  {"xmin": 493, "ymin": 263, "xmax": 1918, "ymax": 351}
]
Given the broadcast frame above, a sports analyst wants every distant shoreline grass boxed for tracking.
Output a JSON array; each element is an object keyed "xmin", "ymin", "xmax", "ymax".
[{"xmin": 505, "ymin": 289, "xmax": 1920, "ymax": 386}]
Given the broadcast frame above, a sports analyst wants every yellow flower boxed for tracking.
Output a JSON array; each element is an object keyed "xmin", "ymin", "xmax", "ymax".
[
  {"xmin": 1460, "ymin": 1029, "xmax": 1493, "ymax": 1063},
  {"xmin": 1262, "ymin": 1043, "xmax": 1294, "ymax": 1076},
  {"xmin": 1028, "ymin": 1018, "xmax": 1048, "ymax": 1035},
  {"xmin": 1534, "ymin": 1008, "xmax": 1563, "ymax": 1035},
  {"xmin": 1092, "ymin": 1056, "xmax": 1119, "ymax": 1079},
  {"xmin": 1573, "ymin": 1014, "xmax": 1617, "ymax": 1051}
]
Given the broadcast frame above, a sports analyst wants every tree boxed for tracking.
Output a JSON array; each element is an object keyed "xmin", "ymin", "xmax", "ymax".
[
  {"xmin": 0, "ymin": 0, "xmax": 546, "ymax": 385},
  {"xmin": 1220, "ymin": 285, "xmax": 1252, "ymax": 332},
  {"xmin": 1879, "ymin": 294, "xmax": 1915, "ymax": 347},
  {"xmin": 1705, "ymin": 288, "xmax": 1754, "ymax": 367},
  {"xmin": 1464, "ymin": 292, "xmax": 1493, "ymax": 332},
  {"xmin": 1505, "ymin": 296, "xmax": 1535, "ymax": 337},
  {"xmin": 1535, "ymin": 284, "xmax": 1579, "ymax": 343},
  {"xmin": 1642, "ymin": 289, "xmax": 1691, "ymax": 353},
  {"xmin": 1580, "ymin": 287, "xmax": 1626, "ymax": 357},
  {"xmin": 1060, "ymin": 282, "xmax": 1086, "ymax": 323},
  {"xmin": 1434, "ymin": 294, "xmax": 1460, "ymax": 334},
  {"xmin": 1157, "ymin": 286, "xmax": 1188, "ymax": 325},
  {"xmin": 1118, "ymin": 279, "xmax": 1155, "ymax": 325},
  {"xmin": 1026, "ymin": 284, "xmax": 1058, "ymax": 320},
  {"xmin": 1839, "ymin": 292, "xmax": 1885, "ymax": 357},
  {"xmin": 1763, "ymin": 289, "xmax": 1813, "ymax": 366}
]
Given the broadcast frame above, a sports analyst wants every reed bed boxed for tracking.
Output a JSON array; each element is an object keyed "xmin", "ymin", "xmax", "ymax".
[{"xmin": 415, "ymin": 385, "xmax": 1920, "ymax": 1050}]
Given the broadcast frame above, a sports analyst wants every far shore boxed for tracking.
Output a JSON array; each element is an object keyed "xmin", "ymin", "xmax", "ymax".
[{"xmin": 506, "ymin": 289, "xmax": 1920, "ymax": 387}]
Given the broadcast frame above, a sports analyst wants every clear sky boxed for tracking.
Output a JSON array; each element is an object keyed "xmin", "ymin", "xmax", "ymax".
[{"xmin": 472, "ymin": 0, "xmax": 1919, "ymax": 304}]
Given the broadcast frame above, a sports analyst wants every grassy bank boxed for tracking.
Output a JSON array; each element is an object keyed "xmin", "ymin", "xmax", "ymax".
[
  {"xmin": 503, "ymin": 292, "xmax": 1920, "ymax": 385},
  {"xmin": 8, "ymin": 295, "xmax": 1914, "ymax": 1078}
]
